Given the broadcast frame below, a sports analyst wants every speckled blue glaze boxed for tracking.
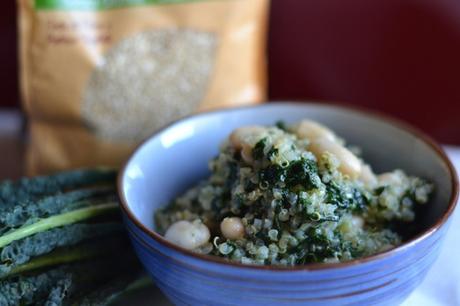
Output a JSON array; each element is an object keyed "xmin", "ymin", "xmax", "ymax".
[{"xmin": 119, "ymin": 103, "xmax": 458, "ymax": 306}]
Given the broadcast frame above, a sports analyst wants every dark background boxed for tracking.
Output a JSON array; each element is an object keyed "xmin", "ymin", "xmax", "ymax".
[{"xmin": 2, "ymin": 0, "xmax": 460, "ymax": 144}]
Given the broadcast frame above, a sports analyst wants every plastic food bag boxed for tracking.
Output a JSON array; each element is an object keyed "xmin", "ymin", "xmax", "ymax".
[{"xmin": 18, "ymin": 0, "xmax": 269, "ymax": 174}]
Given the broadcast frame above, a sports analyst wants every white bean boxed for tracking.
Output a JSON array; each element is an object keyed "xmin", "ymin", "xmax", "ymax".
[
  {"xmin": 164, "ymin": 220, "xmax": 210, "ymax": 250},
  {"xmin": 230, "ymin": 126, "xmax": 266, "ymax": 149},
  {"xmin": 309, "ymin": 138, "xmax": 362, "ymax": 179},
  {"xmin": 378, "ymin": 172, "xmax": 403, "ymax": 186},
  {"xmin": 220, "ymin": 217, "xmax": 245, "ymax": 240},
  {"xmin": 240, "ymin": 145, "xmax": 254, "ymax": 165},
  {"xmin": 359, "ymin": 164, "xmax": 378, "ymax": 186},
  {"xmin": 230, "ymin": 126, "xmax": 266, "ymax": 164},
  {"xmin": 291, "ymin": 119, "xmax": 336, "ymax": 142}
]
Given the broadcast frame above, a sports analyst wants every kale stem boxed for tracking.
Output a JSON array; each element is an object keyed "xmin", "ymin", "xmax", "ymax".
[
  {"xmin": 0, "ymin": 202, "xmax": 118, "ymax": 248},
  {"xmin": 124, "ymin": 275, "xmax": 152, "ymax": 291},
  {"xmin": 3, "ymin": 244, "xmax": 104, "ymax": 279},
  {"xmin": 0, "ymin": 186, "xmax": 116, "ymax": 231}
]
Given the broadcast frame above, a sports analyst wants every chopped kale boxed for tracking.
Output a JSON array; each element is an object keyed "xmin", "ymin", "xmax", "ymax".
[
  {"xmin": 275, "ymin": 120, "xmax": 287, "ymax": 131},
  {"xmin": 326, "ymin": 181, "xmax": 367, "ymax": 211},
  {"xmin": 285, "ymin": 158, "xmax": 320, "ymax": 189},
  {"xmin": 267, "ymin": 147, "xmax": 279, "ymax": 160},
  {"xmin": 156, "ymin": 122, "xmax": 434, "ymax": 266},
  {"xmin": 225, "ymin": 162, "xmax": 239, "ymax": 189},
  {"xmin": 350, "ymin": 188, "xmax": 368, "ymax": 212},
  {"xmin": 295, "ymin": 227, "xmax": 340, "ymax": 264},
  {"xmin": 374, "ymin": 186, "xmax": 386, "ymax": 195},
  {"xmin": 244, "ymin": 180, "xmax": 258, "ymax": 193},
  {"xmin": 252, "ymin": 137, "xmax": 268, "ymax": 161},
  {"xmin": 259, "ymin": 165, "xmax": 286, "ymax": 187}
]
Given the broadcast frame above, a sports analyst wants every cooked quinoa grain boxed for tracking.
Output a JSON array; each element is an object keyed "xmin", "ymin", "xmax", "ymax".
[{"xmin": 155, "ymin": 120, "xmax": 434, "ymax": 265}]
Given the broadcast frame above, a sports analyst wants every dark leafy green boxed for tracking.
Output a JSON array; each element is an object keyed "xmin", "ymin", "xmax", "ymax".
[
  {"xmin": 0, "ymin": 187, "xmax": 116, "ymax": 231},
  {"xmin": 275, "ymin": 120, "xmax": 287, "ymax": 131},
  {"xmin": 0, "ymin": 168, "xmax": 146, "ymax": 305},
  {"xmin": 0, "ymin": 168, "xmax": 116, "ymax": 208},
  {"xmin": 44, "ymin": 278, "xmax": 73, "ymax": 306},
  {"xmin": 285, "ymin": 158, "xmax": 320, "ymax": 189},
  {"xmin": 326, "ymin": 181, "xmax": 368, "ymax": 211},
  {"xmin": 0, "ymin": 267, "xmax": 71, "ymax": 306},
  {"xmin": 0, "ymin": 223, "xmax": 123, "ymax": 276},
  {"xmin": 295, "ymin": 227, "xmax": 342, "ymax": 264},
  {"xmin": 259, "ymin": 165, "xmax": 286, "ymax": 186},
  {"xmin": 252, "ymin": 137, "xmax": 268, "ymax": 161}
]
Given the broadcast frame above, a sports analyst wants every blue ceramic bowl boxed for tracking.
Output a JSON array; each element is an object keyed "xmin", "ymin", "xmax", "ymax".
[{"xmin": 118, "ymin": 103, "xmax": 458, "ymax": 306}]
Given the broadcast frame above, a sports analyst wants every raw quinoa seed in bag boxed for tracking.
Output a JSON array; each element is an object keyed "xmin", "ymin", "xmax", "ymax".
[{"xmin": 18, "ymin": 0, "xmax": 269, "ymax": 174}]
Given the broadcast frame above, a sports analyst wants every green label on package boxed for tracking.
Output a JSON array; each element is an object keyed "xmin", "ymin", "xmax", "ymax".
[{"xmin": 35, "ymin": 0, "xmax": 204, "ymax": 10}]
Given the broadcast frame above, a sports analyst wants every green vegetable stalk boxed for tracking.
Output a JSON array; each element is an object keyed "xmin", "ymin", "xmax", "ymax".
[
  {"xmin": 71, "ymin": 273, "xmax": 150, "ymax": 306},
  {"xmin": 0, "ymin": 168, "xmax": 148, "ymax": 305},
  {"xmin": 0, "ymin": 202, "xmax": 118, "ymax": 248},
  {"xmin": 0, "ymin": 186, "xmax": 116, "ymax": 232},
  {"xmin": 4, "ymin": 235, "xmax": 131, "ymax": 279},
  {"xmin": 0, "ymin": 223, "xmax": 123, "ymax": 276}
]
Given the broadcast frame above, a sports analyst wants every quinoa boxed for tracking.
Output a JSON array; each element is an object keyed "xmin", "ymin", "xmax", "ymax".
[
  {"xmin": 82, "ymin": 28, "xmax": 216, "ymax": 143},
  {"xmin": 155, "ymin": 121, "xmax": 434, "ymax": 265}
]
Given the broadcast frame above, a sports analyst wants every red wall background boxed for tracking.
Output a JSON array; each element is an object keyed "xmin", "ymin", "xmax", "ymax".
[
  {"xmin": 2, "ymin": 0, "xmax": 460, "ymax": 144},
  {"xmin": 0, "ymin": 1, "xmax": 18, "ymax": 109}
]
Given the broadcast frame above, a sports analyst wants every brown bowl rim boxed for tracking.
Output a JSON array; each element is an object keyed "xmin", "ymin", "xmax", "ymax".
[{"xmin": 117, "ymin": 101, "xmax": 459, "ymax": 271}]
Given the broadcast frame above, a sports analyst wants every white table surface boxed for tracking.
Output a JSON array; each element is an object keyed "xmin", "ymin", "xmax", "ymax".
[
  {"xmin": 0, "ymin": 110, "xmax": 458, "ymax": 305},
  {"xmin": 402, "ymin": 146, "xmax": 460, "ymax": 306}
]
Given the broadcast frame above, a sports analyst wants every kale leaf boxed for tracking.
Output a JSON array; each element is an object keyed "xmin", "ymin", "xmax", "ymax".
[
  {"xmin": 0, "ymin": 168, "xmax": 116, "ymax": 208},
  {"xmin": 0, "ymin": 187, "xmax": 116, "ymax": 231},
  {"xmin": 0, "ymin": 223, "xmax": 122, "ymax": 276},
  {"xmin": 252, "ymin": 137, "xmax": 268, "ymax": 161},
  {"xmin": 285, "ymin": 158, "xmax": 320, "ymax": 189}
]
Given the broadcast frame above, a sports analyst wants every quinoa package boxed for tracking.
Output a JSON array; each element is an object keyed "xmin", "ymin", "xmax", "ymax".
[{"xmin": 18, "ymin": 0, "xmax": 269, "ymax": 174}]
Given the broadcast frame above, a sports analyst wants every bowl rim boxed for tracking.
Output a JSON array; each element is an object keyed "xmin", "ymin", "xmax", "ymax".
[{"xmin": 118, "ymin": 101, "xmax": 459, "ymax": 271}]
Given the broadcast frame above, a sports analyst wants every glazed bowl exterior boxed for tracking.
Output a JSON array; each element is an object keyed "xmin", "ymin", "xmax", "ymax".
[{"xmin": 119, "ymin": 102, "xmax": 458, "ymax": 306}]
